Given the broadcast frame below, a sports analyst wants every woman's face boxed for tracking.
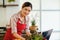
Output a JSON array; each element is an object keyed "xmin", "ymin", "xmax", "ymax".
[{"xmin": 21, "ymin": 7, "xmax": 31, "ymax": 17}]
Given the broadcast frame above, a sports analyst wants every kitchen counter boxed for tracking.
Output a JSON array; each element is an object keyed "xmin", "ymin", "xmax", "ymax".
[{"xmin": 0, "ymin": 27, "xmax": 6, "ymax": 40}]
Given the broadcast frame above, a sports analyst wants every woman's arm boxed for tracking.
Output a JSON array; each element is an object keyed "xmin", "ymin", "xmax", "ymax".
[
  {"xmin": 10, "ymin": 15, "xmax": 25, "ymax": 40},
  {"xmin": 25, "ymin": 16, "xmax": 31, "ymax": 36},
  {"xmin": 13, "ymin": 32, "xmax": 25, "ymax": 40}
]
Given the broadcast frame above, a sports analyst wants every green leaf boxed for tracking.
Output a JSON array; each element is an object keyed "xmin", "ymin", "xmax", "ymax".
[
  {"xmin": 8, "ymin": 0, "xmax": 15, "ymax": 2},
  {"xmin": 31, "ymin": 19, "xmax": 36, "ymax": 26}
]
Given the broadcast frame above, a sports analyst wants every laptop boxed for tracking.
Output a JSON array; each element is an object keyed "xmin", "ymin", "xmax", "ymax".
[{"xmin": 42, "ymin": 29, "xmax": 53, "ymax": 40}]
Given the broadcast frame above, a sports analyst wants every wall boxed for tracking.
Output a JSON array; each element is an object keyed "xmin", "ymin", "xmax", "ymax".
[{"xmin": 0, "ymin": 0, "xmax": 20, "ymax": 27}]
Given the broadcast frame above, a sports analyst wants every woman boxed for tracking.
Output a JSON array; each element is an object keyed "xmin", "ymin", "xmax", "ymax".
[{"xmin": 4, "ymin": 2, "xmax": 32, "ymax": 40}]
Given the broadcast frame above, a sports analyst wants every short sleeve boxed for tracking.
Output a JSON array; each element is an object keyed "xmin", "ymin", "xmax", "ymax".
[{"xmin": 10, "ymin": 15, "xmax": 17, "ymax": 33}]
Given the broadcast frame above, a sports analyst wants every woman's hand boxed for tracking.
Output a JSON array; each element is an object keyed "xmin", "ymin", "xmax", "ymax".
[
  {"xmin": 13, "ymin": 33, "xmax": 25, "ymax": 40},
  {"xmin": 15, "ymin": 37, "xmax": 25, "ymax": 40},
  {"xmin": 26, "ymin": 32, "xmax": 31, "ymax": 36},
  {"xmin": 21, "ymin": 37, "xmax": 25, "ymax": 40},
  {"xmin": 14, "ymin": 37, "xmax": 25, "ymax": 40}
]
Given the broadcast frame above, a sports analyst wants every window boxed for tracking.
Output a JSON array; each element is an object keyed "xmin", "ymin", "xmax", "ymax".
[
  {"xmin": 41, "ymin": 0, "xmax": 60, "ymax": 40},
  {"xmin": 41, "ymin": 0, "xmax": 60, "ymax": 10},
  {"xmin": 41, "ymin": 11, "xmax": 60, "ymax": 31}
]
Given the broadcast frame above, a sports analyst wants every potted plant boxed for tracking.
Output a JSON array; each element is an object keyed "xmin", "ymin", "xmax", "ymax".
[
  {"xmin": 29, "ymin": 19, "xmax": 38, "ymax": 33},
  {"xmin": 27, "ymin": 19, "xmax": 44, "ymax": 40},
  {"xmin": 8, "ymin": 0, "xmax": 15, "ymax": 2}
]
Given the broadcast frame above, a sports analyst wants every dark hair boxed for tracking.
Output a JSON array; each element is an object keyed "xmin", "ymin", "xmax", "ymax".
[{"xmin": 22, "ymin": 2, "xmax": 32, "ymax": 9}]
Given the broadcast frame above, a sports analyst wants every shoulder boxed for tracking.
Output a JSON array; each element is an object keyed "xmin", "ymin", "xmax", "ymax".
[
  {"xmin": 26, "ymin": 16, "xmax": 30, "ymax": 19},
  {"xmin": 10, "ymin": 13, "xmax": 18, "ymax": 19},
  {"xmin": 26, "ymin": 16, "xmax": 30, "ymax": 22}
]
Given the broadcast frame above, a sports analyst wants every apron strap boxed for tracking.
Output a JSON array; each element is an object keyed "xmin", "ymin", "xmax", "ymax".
[{"xmin": 18, "ymin": 17, "xmax": 26, "ymax": 24}]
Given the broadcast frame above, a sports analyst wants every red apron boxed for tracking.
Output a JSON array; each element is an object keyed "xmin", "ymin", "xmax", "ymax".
[{"xmin": 4, "ymin": 18, "xmax": 26, "ymax": 40}]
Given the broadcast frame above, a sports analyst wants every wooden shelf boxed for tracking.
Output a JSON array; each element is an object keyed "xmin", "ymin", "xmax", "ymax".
[
  {"xmin": 0, "ymin": 0, "xmax": 18, "ymax": 8},
  {"xmin": 0, "ymin": 4, "xmax": 18, "ymax": 7}
]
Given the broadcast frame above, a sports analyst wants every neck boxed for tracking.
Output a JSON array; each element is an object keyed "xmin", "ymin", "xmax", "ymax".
[{"xmin": 19, "ymin": 11, "xmax": 25, "ymax": 18}]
